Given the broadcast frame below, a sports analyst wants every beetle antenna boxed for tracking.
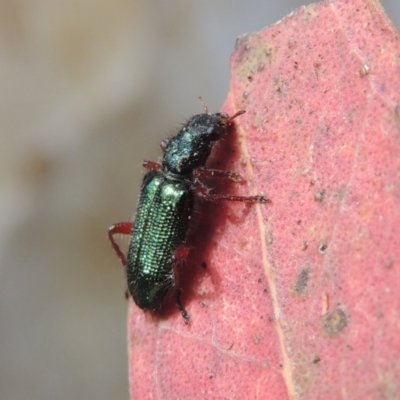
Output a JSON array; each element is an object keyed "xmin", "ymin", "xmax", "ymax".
[
  {"xmin": 198, "ymin": 97, "xmax": 209, "ymax": 114},
  {"xmin": 229, "ymin": 109, "xmax": 246, "ymax": 121}
]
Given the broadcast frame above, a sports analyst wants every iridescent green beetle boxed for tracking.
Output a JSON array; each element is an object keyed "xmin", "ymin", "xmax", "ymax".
[{"xmin": 109, "ymin": 110, "xmax": 267, "ymax": 324}]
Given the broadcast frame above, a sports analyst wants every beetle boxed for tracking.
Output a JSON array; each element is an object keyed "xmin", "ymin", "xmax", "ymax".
[{"xmin": 108, "ymin": 109, "xmax": 267, "ymax": 324}]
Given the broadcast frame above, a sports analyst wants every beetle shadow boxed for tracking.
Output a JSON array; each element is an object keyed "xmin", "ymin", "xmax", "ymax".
[{"xmin": 156, "ymin": 124, "xmax": 262, "ymax": 324}]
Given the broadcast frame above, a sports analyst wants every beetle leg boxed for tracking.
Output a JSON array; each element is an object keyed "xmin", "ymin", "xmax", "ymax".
[
  {"xmin": 173, "ymin": 245, "xmax": 190, "ymax": 264},
  {"xmin": 143, "ymin": 160, "xmax": 162, "ymax": 171},
  {"xmin": 198, "ymin": 192, "xmax": 268, "ymax": 203},
  {"xmin": 176, "ymin": 290, "xmax": 190, "ymax": 325},
  {"xmin": 193, "ymin": 168, "xmax": 243, "ymax": 182},
  {"xmin": 108, "ymin": 222, "xmax": 133, "ymax": 267},
  {"xmin": 172, "ymin": 245, "xmax": 190, "ymax": 324},
  {"xmin": 195, "ymin": 184, "xmax": 268, "ymax": 204}
]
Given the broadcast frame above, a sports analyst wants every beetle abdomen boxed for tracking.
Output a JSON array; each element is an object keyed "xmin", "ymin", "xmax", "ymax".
[{"xmin": 127, "ymin": 170, "xmax": 193, "ymax": 309}]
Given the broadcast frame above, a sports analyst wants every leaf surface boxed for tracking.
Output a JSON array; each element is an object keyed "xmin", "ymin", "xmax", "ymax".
[{"xmin": 128, "ymin": 1, "xmax": 400, "ymax": 398}]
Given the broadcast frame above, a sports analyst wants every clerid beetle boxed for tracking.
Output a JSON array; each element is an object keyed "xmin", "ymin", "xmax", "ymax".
[{"xmin": 108, "ymin": 108, "xmax": 267, "ymax": 324}]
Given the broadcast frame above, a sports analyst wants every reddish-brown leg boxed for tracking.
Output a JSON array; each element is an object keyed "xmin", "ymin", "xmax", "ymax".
[
  {"xmin": 198, "ymin": 192, "xmax": 268, "ymax": 203},
  {"xmin": 172, "ymin": 245, "xmax": 190, "ymax": 324},
  {"xmin": 192, "ymin": 159, "xmax": 268, "ymax": 203},
  {"xmin": 142, "ymin": 160, "xmax": 162, "ymax": 171},
  {"xmin": 108, "ymin": 222, "xmax": 133, "ymax": 267},
  {"xmin": 176, "ymin": 291, "xmax": 189, "ymax": 324},
  {"xmin": 173, "ymin": 245, "xmax": 190, "ymax": 265},
  {"xmin": 193, "ymin": 168, "xmax": 243, "ymax": 182},
  {"xmin": 195, "ymin": 184, "xmax": 268, "ymax": 204}
]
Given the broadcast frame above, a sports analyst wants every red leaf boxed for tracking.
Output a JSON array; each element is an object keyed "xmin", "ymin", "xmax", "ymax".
[{"xmin": 127, "ymin": 1, "xmax": 400, "ymax": 398}]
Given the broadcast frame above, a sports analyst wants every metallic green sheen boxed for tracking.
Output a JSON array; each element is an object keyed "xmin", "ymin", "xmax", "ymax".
[{"xmin": 127, "ymin": 170, "xmax": 194, "ymax": 309}]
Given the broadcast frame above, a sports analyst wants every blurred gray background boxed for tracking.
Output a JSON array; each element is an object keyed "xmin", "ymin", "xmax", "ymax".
[{"xmin": 0, "ymin": 1, "xmax": 398, "ymax": 399}]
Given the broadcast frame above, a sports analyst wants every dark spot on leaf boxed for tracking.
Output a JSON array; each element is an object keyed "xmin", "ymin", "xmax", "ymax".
[
  {"xmin": 254, "ymin": 335, "xmax": 261, "ymax": 344},
  {"xmin": 319, "ymin": 242, "xmax": 328, "ymax": 254},
  {"xmin": 314, "ymin": 189, "xmax": 325, "ymax": 202},
  {"xmin": 257, "ymin": 62, "xmax": 265, "ymax": 72},
  {"xmin": 395, "ymin": 105, "xmax": 400, "ymax": 122},
  {"xmin": 313, "ymin": 355, "xmax": 321, "ymax": 364},
  {"xmin": 321, "ymin": 308, "xmax": 348, "ymax": 336},
  {"xmin": 266, "ymin": 231, "xmax": 274, "ymax": 245},
  {"xmin": 385, "ymin": 259, "xmax": 394, "ymax": 269},
  {"xmin": 294, "ymin": 267, "xmax": 310, "ymax": 294},
  {"xmin": 317, "ymin": 125, "xmax": 330, "ymax": 135},
  {"xmin": 288, "ymin": 39, "xmax": 297, "ymax": 49}
]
